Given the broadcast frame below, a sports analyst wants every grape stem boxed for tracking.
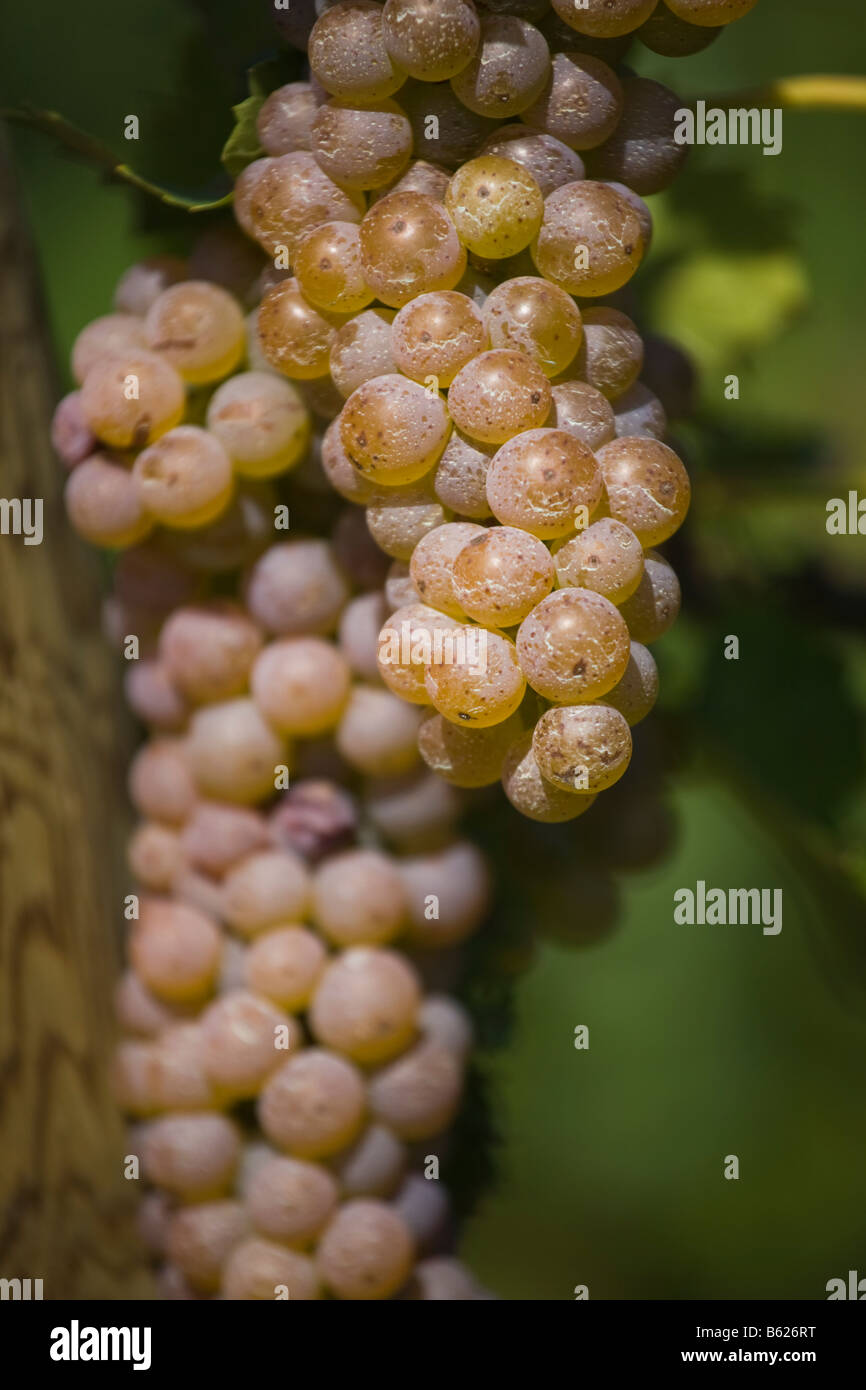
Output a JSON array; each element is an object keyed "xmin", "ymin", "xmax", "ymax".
[{"xmin": 700, "ymin": 74, "xmax": 866, "ymax": 112}]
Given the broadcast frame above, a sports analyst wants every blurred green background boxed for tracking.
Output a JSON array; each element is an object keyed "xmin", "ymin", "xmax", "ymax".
[{"xmin": 2, "ymin": 0, "xmax": 865, "ymax": 1300}]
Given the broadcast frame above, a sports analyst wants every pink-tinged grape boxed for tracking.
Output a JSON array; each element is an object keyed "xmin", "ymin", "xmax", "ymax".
[
  {"xmin": 424, "ymin": 629, "xmax": 525, "ymax": 728},
  {"xmin": 245, "ymin": 926, "xmax": 328, "ymax": 1012},
  {"xmin": 516, "ymin": 588, "xmax": 630, "ymax": 700},
  {"xmin": 269, "ymin": 779, "xmax": 359, "ymax": 863},
  {"xmin": 364, "ymin": 771, "xmax": 461, "ymax": 852},
  {"xmin": 317, "ymin": 1198, "xmax": 414, "ymax": 1300},
  {"xmin": 359, "ymin": 192, "xmax": 466, "ymax": 308},
  {"xmin": 377, "ymin": 602, "xmax": 460, "ymax": 704},
  {"xmin": 251, "ymin": 638, "xmax": 351, "ymax": 739},
  {"xmin": 366, "ymin": 483, "xmax": 448, "ymax": 562},
  {"xmin": 114, "ymin": 969, "xmax": 188, "ymax": 1037},
  {"xmin": 409, "ymin": 521, "xmax": 486, "ymax": 618},
  {"xmin": 310, "ymin": 946, "xmax": 420, "ymax": 1062},
  {"xmin": 618, "ymin": 549, "xmax": 682, "ymax": 643},
  {"xmin": 665, "ymin": 0, "xmax": 757, "ymax": 25},
  {"xmin": 127, "ymin": 822, "xmax": 184, "ymax": 891},
  {"xmin": 410, "ymin": 1256, "xmax": 494, "ymax": 1301},
  {"xmin": 144, "ymin": 281, "xmax": 244, "ymax": 385},
  {"xmin": 148, "ymin": 1023, "xmax": 217, "ymax": 1111},
  {"xmin": 452, "ymin": 525, "xmax": 554, "ymax": 627},
  {"xmin": 419, "ymin": 995, "xmax": 474, "ymax": 1063},
  {"xmin": 330, "ymin": 308, "xmax": 396, "ymax": 399},
  {"xmin": 124, "ymin": 660, "xmax": 189, "ymax": 732},
  {"xmin": 586, "ymin": 76, "xmax": 688, "ymax": 194},
  {"xmin": 329, "ymin": 1124, "xmax": 407, "ymax": 1198},
  {"xmin": 417, "ymin": 709, "xmax": 522, "ymax": 789},
  {"xmin": 399, "ymin": 839, "xmax": 490, "ymax": 946},
  {"xmin": 221, "ymin": 848, "xmax": 312, "ymax": 936},
  {"xmin": 200, "ymin": 990, "xmax": 299, "ymax": 1098},
  {"xmin": 114, "ymin": 255, "xmax": 187, "ymax": 315},
  {"xmin": 525, "ymin": 51, "xmax": 623, "ymax": 149},
  {"xmin": 258, "ymin": 1048, "xmax": 366, "ymax": 1157},
  {"xmin": 385, "ymin": 560, "xmax": 421, "ymax": 609},
  {"xmin": 71, "ymin": 313, "xmax": 146, "ymax": 385},
  {"xmin": 321, "ymin": 417, "xmax": 379, "ymax": 503},
  {"xmin": 547, "ymin": 380, "xmax": 616, "ymax": 451},
  {"xmin": 80, "ymin": 349, "xmax": 185, "ymax": 450},
  {"xmin": 256, "ymin": 82, "xmax": 324, "ymax": 155},
  {"xmin": 481, "ymin": 124, "xmax": 586, "ymax": 196},
  {"xmin": 187, "ymin": 697, "xmax": 285, "ymax": 804},
  {"xmin": 596, "ymin": 436, "xmax": 690, "ymax": 545},
  {"xmin": 371, "ymin": 158, "xmax": 451, "ymax": 205},
  {"xmin": 339, "ymin": 591, "xmax": 388, "ymax": 682},
  {"xmin": 180, "ymin": 800, "xmax": 270, "ymax": 876},
  {"xmin": 367, "ymin": 1040, "xmax": 462, "ymax": 1139},
  {"xmin": 550, "ymin": 0, "xmax": 656, "ymax": 35},
  {"xmin": 133, "ymin": 427, "xmax": 234, "ymax": 531},
  {"xmin": 257, "ymin": 278, "xmax": 346, "ymax": 381},
  {"xmin": 205, "ymin": 371, "xmax": 310, "ymax": 478},
  {"xmin": 309, "ymin": 1, "xmax": 406, "ymax": 101},
  {"xmin": 450, "ymin": 15, "xmax": 550, "ymax": 117},
  {"xmin": 533, "ymin": 183, "xmax": 643, "ymax": 300},
  {"xmin": 486, "ymin": 427, "xmax": 602, "ymax": 538},
  {"xmin": 445, "ymin": 157, "xmax": 544, "ymax": 260},
  {"xmin": 312, "ymin": 850, "xmax": 408, "ymax": 948},
  {"xmin": 574, "ymin": 306, "xmax": 643, "ymax": 400},
  {"xmin": 65, "ymin": 455, "xmax": 152, "ymax": 548},
  {"xmin": 129, "ymin": 898, "xmax": 222, "ymax": 1003},
  {"xmin": 246, "ymin": 1155, "xmax": 339, "ymax": 1246},
  {"xmin": 166, "ymin": 1201, "xmax": 248, "ymax": 1294},
  {"xmin": 501, "ymin": 730, "xmax": 597, "ymax": 821},
  {"xmin": 112, "ymin": 1040, "xmax": 158, "ymax": 1116},
  {"xmin": 222, "ymin": 1237, "xmax": 321, "ymax": 1300},
  {"xmin": 433, "ymin": 430, "xmax": 494, "ymax": 520},
  {"xmin": 391, "ymin": 291, "xmax": 487, "ymax": 388},
  {"xmin": 51, "ymin": 390, "xmax": 97, "ymax": 469},
  {"xmin": 613, "ymin": 382, "xmax": 668, "ymax": 441},
  {"xmin": 382, "ymin": 0, "xmax": 480, "ymax": 81},
  {"xmin": 292, "ymin": 222, "xmax": 374, "ymax": 316},
  {"xmin": 311, "ymin": 101, "xmax": 412, "ymax": 191},
  {"xmin": 400, "ymin": 79, "xmax": 499, "ymax": 170},
  {"xmin": 158, "ymin": 602, "xmax": 263, "ymax": 705},
  {"xmin": 141, "ymin": 1113, "xmax": 241, "ymax": 1199},
  {"xmin": 340, "ymin": 373, "xmax": 451, "ymax": 485},
  {"xmin": 336, "ymin": 685, "xmax": 424, "ymax": 776},
  {"xmin": 554, "ymin": 517, "xmax": 644, "ymax": 604},
  {"xmin": 533, "ymin": 702, "xmax": 632, "ymax": 792},
  {"xmin": 246, "ymin": 540, "xmax": 350, "ymax": 637},
  {"xmin": 602, "ymin": 640, "xmax": 659, "ymax": 724},
  {"xmin": 483, "ymin": 276, "xmax": 582, "ymax": 377},
  {"xmin": 448, "ymin": 348, "xmax": 551, "ymax": 444},
  {"xmin": 137, "ymin": 1189, "xmax": 173, "ymax": 1256},
  {"xmin": 171, "ymin": 866, "xmax": 229, "ymax": 922},
  {"xmin": 233, "ymin": 153, "xmax": 364, "ymax": 260}
]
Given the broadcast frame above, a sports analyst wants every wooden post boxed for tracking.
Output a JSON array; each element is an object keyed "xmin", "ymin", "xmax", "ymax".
[{"xmin": 0, "ymin": 133, "xmax": 154, "ymax": 1299}]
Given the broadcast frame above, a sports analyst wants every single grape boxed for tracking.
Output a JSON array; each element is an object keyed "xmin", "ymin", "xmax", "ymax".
[
  {"xmin": 245, "ymin": 540, "xmax": 350, "ymax": 637},
  {"xmin": 399, "ymin": 79, "xmax": 499, "ymax": 170},
  {"xmin": 550, "ymin": 0, "xmax": 656, "ymax": 36},
  {"xmin": 424, "ymin": 628, "xmax": 525, "ymax": 728},
  {"xmin": 222, "ymin": 1237, "xmax": 321, "ymax": 1300},
  {"xmin": 533, "ymin": 703, "xmax": 632, "ymax": 793},
  {"xmin": 547, "ymin": 380, "xmax": 616, "ymax": 450},
  {"xmin": 128, "ymin": 737, "xmax": 196, "ymax": 826},
  {"xmin": 233, "ymin": 152, "xmax": 364, "ymax": 261},
  {"xmin": 359, "ymin": 191, "xmax": 467, "ymax": 308},
  {"xmin": 258, "ymin": 1048, "xmax": 366, "ymax": 1158},
  {"xmin": 256, "ymin": 82, "xmax": 324, "ymax": 155},
  {"xmin": 586, "ymin": 76, "xmax": 688, "ymax": 195},
  {"xmin": 246, "ymin": 1154, "xmax": 339, "ymax": 1246},
  {"xmin": 481, "ymin": 125, "xmax": 586, "ymax": 196},
  {"xmin": 158, "ymin": 602, "xmax": 263, "ymax": 705},
  {"xmin": 367, "ymin": 1040, "xmax": 462, "ymax": 1139},
  {"xmin": 382, "ymin": 0, "xmax": 480, "ymax": 81},
  {"xmin": 483, "ymin": 276, "xmax": 582, "ymax": 377},
  {"xmin": 336, "ymin": 685, "xmax": 424, "ymax": 776},
  {"xmin": 330, "ymin": 308, "xmax": 396, "ymax": 399},
  {"xmin": 665, "ymin": 0, "xmax": 757, "ymax": 23},
  {"xmin": 221, "ymin": 848, "xmax": 312, "ymax": 936},
  {"xmin": 340, "ymin": 373, "xmax": 452, "ymax": 484},
  {"xmin": 51, "ymin": 391, "xmax": 97, "ymax": 469},
  {"xmin": 80, "ymin": 350, "xmax": 185, "ymax": 450},
  {"xmin": 371, "ymin": 158, "xmax": 452, "ymax": 205},
  {"xmin": 377, "ymin": 602, "xmax": 461, "ymax": 704},
  {"xmin": 124, "ymin": 659, "xmax": 189, "ymax": 731},
  {"xmin": 200, "ymin": 990, "xmax": 298, "ymax": 1099},
  {"xmin": 291, "ymin": 222, "xmax": 373, "ymax": 317},
  {"xmin": 525, "ymin": 51, "xmax": 623, "ymax": 149},
  {"xmin": 516, "ymin": 588, "xmax": 630, "ymax": 700},
  {"xmin": 130, "ymin": 898, "xmax": 222, "ymax": 1004},
  {"xmin": 532, "ymin": 180, "xmax": 644, "ymax": 296},
  {"xmin": 501, "ymin": 730, "xmax": 596, "ymax": 821},
  {"xmin": 65, "ymin": 454, "xmax": 152, "ymax": 549},
  {"xmin": 601, "ymin": 639, "xmax": 659, "ymax": 724},
  {"xmin": 245, "ymin": 925, "xmax": 327, "ymax": 1011},
  {"xmin": 433, "ymin": 430, "xmax": 494, "ymax": 519},
  {"xmin": 366, "ymin": 483, "xmax": 448, "ymax": 561},
  {"xmin": 310, "ymin": 946, "xmax": 420, "ymax": 1062},
  {"xmin": 309, "ymin": 1, "xmax": 406, "ymax": 102},
  {"xmin": 127, "ymin": 821, "xmax": 184, "ymax": 891},
  {"xmin": 132, "ymin": 427, "xmax": 234, "ymax": 531},
  {"xmin": 186, "ymin": 698, "xmax": 286, "ymax": 804},
  {"xmin": 486, "ymin": 427, "xmax": 602, "ymax": 538},
  {"xmin": 142, "ymin": 1112, "xmax": 240, "ymax": 1200},
  {"xmin": 257, "ymin": 278, "xmax": 346, "ymax": 380},
  {"xmin": 311, "ymin": 100, "xmax": 412, "ymax": 191},
  {"xmin": 251, "ymin": 637, "xmax": 351, "ymax": 738},
  {"xmin": 448, "ymin": 348, "xmax": 551, "ymax": 444},
  {"xmin": 399, "ymin": 839, "xmax": 491, "ymax": 946},
  {"xmin": 312, "ymin": 851, "xmax": 408, "ymax": 948},
  {"xmin": 554, "ymin": 517, "xmax": 644, "ymax": 604},
  {"xmin": 417, "ymin": 710, "xmax": 522, "ymax": 788},
  {"xmin": 205, "ymin": 371, "xmax": 310, "ymax": 478},
  {"xmin": 445, "ymin": 156, "xmax": 544, "ymax": 260},
  {"xmin": 179, "ymin": 800, "xmax": 270, "ymax": 876},
  {"xmin": 613, "ymin": 382, "xmax": 668, "ymax": 441},
  {"xmin": 618, "ymin": 549, "xmax": 682, "ymax": 642},
  {"xmin": 573, "ymin": 306, "xmax": 644, "ymax": 400},
  {"xmin": 328, "ymin": 1124, "xmax": 407, "ymax": 1198},
  {"xmin": 452, "ymin": 526, "xmax": 554, "ymax": 627},
  {"xmin": 114, "ymin": 255, "xmax": 187, "ymax": 316},
  {"xmin": 317, "ymin": 1198, "xmax": 414, "ymax": 1300},
  {"xmin": 596, "ymin": 437, "xmax": 690, "ymax": 545},
  {"xmin": 391, "ymin": 291, "xmax": 488, "ymax": 388},
  {"xmin": 269, "ymin": 779, "xmax": 359, "ymax": 863},
  {"xmin": 166, "ymin": 1202, "xmax": 249, "ymax": 1294},
  {"xmin": 409, "ymin": 521, "xmax": 486, "ymax": 618},
  {"xmin": 71, "ymin": 313, "xmax": 146, "ymax": 385},
  {"xmin": 143, "ymin": 281, "xmax": 245, "ymax": 385},
  {"xmin": 451, "ymin": 15, "xmax": 550, "ymax": 117}
]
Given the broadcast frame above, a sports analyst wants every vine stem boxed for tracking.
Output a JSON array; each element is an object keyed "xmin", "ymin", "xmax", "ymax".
[{"xmin": 703, "ymin": 74, "xmax": 866, "ymax": 112}]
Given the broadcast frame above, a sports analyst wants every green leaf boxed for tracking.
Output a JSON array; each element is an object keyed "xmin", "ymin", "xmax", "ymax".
[{"xmin": 220, "ymin": 61, "xmax": 283, "ymax": 178}]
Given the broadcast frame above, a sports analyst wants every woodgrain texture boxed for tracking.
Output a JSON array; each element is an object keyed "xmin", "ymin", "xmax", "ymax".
[{"xmin": 0, "ymin": 132, "xmax": 154, "ymax": 1299}]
